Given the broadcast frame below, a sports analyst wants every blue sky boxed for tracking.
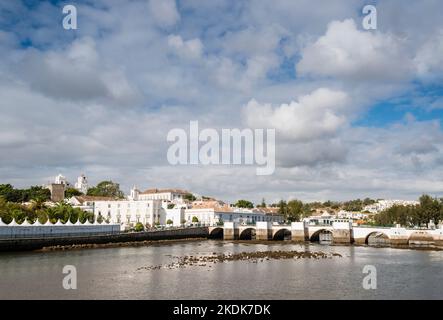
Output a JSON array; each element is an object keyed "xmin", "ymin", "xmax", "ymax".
[{"xmin": 1, "ymin": 0, "xmax": 443, "ymax": 202}]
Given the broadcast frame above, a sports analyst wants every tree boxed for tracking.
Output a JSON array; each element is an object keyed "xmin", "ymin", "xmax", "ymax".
[
  {"xmin": 0, "ymin": 184, "xmax": 22, "ymax": 202},
  {"xmin": 183, "ymin": 193, "xmax": 196, "ymax": 202},
  {"xmin": 166, "ymin": 219, "xmax": 173, "ymax": 225},
  {"xmin": 418, "ymin": 194, "xmax": 441, "ymax": 225},
  {"xmin": 286, "ymin": 199, "xmax": 304, "ymax": 222},
  {"xmin": 343, "ymin": 199, "xmax": 363, "ymax": 212},
  {"xmin": 25, "ymin": 186, "xmax": 51, "ymax": 202},
  {"xmin": 257, "ymin": 198, "xmax": 266, "ymax": 208},
  {"xmin": 134, "ymin": 222, "xmax": 145, "ymax": 232},
  {"xmin": 0, "ymin": 184, "xmax": 50, "ymax": 203},
  {"xmin": 65, "ymin": 188, "xmax": 83, "ymax": 198},
  {"xmin": 192, "ymin": 216, "xmax": 199, "ymax": 223},
  {"xmin": 87, "ymin": 181, "xmax": 124, "ymax": 198},
  {"xmin": 235, "ymin": 200, "xmax": 254, "ymax": 209},
  {"xmin": 278, "ymin": 200, "xmax": 287, "ymax": 217}
]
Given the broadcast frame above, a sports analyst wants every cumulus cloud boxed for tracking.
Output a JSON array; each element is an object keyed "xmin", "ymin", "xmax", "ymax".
[
  {"xmin": 297, "ymin": 19, "xmax": 413, "ymax": 82},
  {"xmin": 16, "ymin": 37, "xmax": 140, "ymax": 104},
  {"xmin": 1, "ymin": 0, "xmax": 443, "ymax": 202},
  {"xmin": 148, "ymin": 0, "xmax": 180, "ymax": 28},
  {"xmin": 244, "ymin": 88, "xmax": 350, "ymax": 141},
  {"xmin": 414, "ymin": 30, "xmax": 443, "ymax": 81},
  {"xmin": 168, "ymin": 35, "xmax": 203, "ymax": 59}
]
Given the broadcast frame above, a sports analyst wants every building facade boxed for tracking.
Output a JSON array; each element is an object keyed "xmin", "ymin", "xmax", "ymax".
[
  {"xmin": 93, "ymin": 199, "xmax": 164, "ymax": 230},
  {"xmin": 138, "ymin": 188, "xmax": 189, "ymax": 202},
  {"xmin": 75, "ymin": 174, "xmax": 89, "ymax": 194},
  {"xmin": 184, "ymin": 208, "xmax": 284, "ymax": 225}
]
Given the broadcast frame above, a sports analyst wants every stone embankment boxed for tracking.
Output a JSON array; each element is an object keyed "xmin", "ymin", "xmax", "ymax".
[{"xmin": 0, "ymin": 227, "xmax": 208, "ymax": 251}]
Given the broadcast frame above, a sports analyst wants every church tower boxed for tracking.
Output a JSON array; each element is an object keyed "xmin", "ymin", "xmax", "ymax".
[{"xmin": 75, "ymin": 174, "xmax": 89, "ymax": 194}]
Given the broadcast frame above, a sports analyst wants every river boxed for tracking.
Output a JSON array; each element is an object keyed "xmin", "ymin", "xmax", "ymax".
[{"xmin": 0, "ymin": 240, "xmax": 442, "ymax": 299}]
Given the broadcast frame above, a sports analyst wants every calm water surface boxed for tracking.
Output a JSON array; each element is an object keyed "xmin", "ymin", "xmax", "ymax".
[{"xmin": 0, "ymin": 240, "xmax": 442, "ymax": 299}]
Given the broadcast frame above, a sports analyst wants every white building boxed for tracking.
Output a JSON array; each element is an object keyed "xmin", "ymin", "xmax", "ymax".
[
  {"xmin": 183, "ymin": 201, "xmax": 283, "ymax": 226},
  {"xmin": 138, "ymin": 188, "xmax": 190, "ymax": 202},
  {"xmin": 363, "ymin": 200, "xmax": 420, "ymax": 213},
  {"xmin": 75, "ymin": 174, "xmax": 89, "ymax": 194},
  {"xmin": 93, "ymin": 199, "xmax": 164, "ymax": 230},
  {"xmin": 55, "ymin": 174, "xmax": 70, "ymax": 187},
  {"xmin": 165, "ymin": 208, "xmax": 185, "ymax": 227},
  {"xmin": 67, "ymin": 195, "xmax": 114, "ymax": 213}
]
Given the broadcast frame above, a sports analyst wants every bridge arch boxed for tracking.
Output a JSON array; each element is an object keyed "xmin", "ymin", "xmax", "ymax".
[
  {"xmin": 365, "ymin": 231, "xmax": 390, "ymax": 246},
  {"xmin": 272, "ymin": 228, "xmax": 291, "ymax": 240},
  {"xmin": 239, "ymin": 227, "xmax": 256, "ymax": 240},
  {"xmin": 209, "ymin": 227, "xmax": 223, "ymax": 239},
  {"xmin": 310, "ymin": 229, "xmax": 333, "ymax": 243}
]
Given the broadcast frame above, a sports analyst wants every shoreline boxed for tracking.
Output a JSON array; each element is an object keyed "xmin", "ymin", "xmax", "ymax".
[{"xmin": 32, "ymin": 238, "xmax": 443, "ymax": 253}]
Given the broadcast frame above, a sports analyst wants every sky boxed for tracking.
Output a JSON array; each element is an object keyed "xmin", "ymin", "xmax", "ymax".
[{"xmin": 1, "ymin": 0, "xmax": 443, "ymax": 203}]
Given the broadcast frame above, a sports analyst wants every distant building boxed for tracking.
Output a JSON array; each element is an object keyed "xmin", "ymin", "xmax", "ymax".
[
  {"xmin": 67, "ymin": 195, "xmax": 117, "ymax": 213},
  {"xmin": 47, "ymin": 183, "xmax": 65, "ymax": 202},
  {"xmin": 184, "ymin": 200, "xmax": 284, "ymax": 225},
  {"xmin": 363, "ymin": 200, "xmax": 419, "ymax": 213},
  {"xmin": 138, "ymin": 188, "xmax": 190, "ymax": 202},
  {"xmin": 74, "ymin": 174, "xmax": 89, "ymax": 194},
  {"xmin": 54, "ymin": 174, "xmax": 71, "ymax": 187},
  {"xmin": 46, "ymin": 174, "xmax": 70, "ymax": 202},
  {"xmin": 93, "ymin": 199, "xmax": 164, "ymax": 230}
]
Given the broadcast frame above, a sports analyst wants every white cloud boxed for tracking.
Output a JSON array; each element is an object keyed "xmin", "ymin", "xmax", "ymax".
[
  {"xmin": 1, "ymin": 0, "xmax": 443, "ymax": 203},
  {"xmin": 297, "ymin": 19, "xmax": 413, "ymax": 82},
  {"xmin": 414, "ymin": 29, "xmax": 443, "ymax": 81},
  {"xmin": 168, "ymin": 35, "xmax": 203, "ymax": 59},
  {"xmin": 244, "ymin": 88, "xmax": 350, "ymax": 141},
  {"xmin": 16, "ymin": 37, "xmax": 140, "ymax": 105},
  {"xmin": 148, "ymin": 0, "xmax": 180, "ymax": 28}
]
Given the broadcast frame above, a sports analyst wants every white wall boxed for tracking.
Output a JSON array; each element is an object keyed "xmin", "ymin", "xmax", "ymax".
[
  {"xmin": 94, "ymin": 199, "xmax": 164, "ymax": 229},
  {"xmin": 0, "ymin": 223, "xmax": 120, "ymax": 239},
  {"xmin": 165, "ymin": 208, "xmax": 184, "ymax": 226}
]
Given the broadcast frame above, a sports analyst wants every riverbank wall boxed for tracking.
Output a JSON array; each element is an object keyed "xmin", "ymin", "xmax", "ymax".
[{"xmin": 0, "ymin": 227, "xmax": 209, "ymax": 252}]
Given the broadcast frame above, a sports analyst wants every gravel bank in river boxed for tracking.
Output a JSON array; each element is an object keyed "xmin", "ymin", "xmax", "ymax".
[{"xmin": 137, "ymin": 250, "xmax": 342, "ymax": 270}]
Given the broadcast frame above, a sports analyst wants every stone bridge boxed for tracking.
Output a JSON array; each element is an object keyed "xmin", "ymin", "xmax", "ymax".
[{"xmin": 208, "ymin": 221, "xmax": 443, "ymax": 246}]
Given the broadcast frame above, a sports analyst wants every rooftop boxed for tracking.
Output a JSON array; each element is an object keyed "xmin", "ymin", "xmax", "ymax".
[{"xmin": 140, "ymin": 188, "xmax": 190, "ymax": 195}]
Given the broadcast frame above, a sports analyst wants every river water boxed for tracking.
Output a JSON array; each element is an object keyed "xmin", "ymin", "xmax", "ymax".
[{"xmin": 0, "ymin": 240, "xmax": 442, "ymax": 299}]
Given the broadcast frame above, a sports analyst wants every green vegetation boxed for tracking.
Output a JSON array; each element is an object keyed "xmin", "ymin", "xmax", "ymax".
[
  {"xmin": 134, "ymin": 222, "xmax": 145, "ymax": 232},
  {"xmin": 166, "ymin": 219, "xmax": 173, "ymax": 225},
  {"xmin": 192, "ymin": 216, "xmax": 199, "ymax": 223},
  {"xmin": 342, "ymin": 198, "xmax": 376, "ymax": 212},
  {"xmin": 256, "ymin": 198, "xmax": 266, "ymax": 208},
  {"xmin": 0, "ymin": 184, "xmax": 51, "ymax": 203},
  {"xmin": 167, "ymin": 203, "xmax": 175, "ymax": 209},
  {"xmin": 235, "ymin": 199, "xmax": 254, "ymax": 209},
  {"xmin": 65, "ymin": 188, "xmax": 83, "ymax": 198},
  {"xmin": 87, "ymin": 181, "xmax": 125, "ymax": 198},
  {"xmin": 183, "ymin": 193, "xmax": 196, "ymax": 202},
  {"xmin": 0, "ymin": 197, "xmax": 94, "ymax": 224},
  {"xmin": 375, "ymin": 195, "xmax": 443, "ymax": 227},
  {"xmin": 278, "ymin": 200, "xmax": 311, "ymax": 222}
]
